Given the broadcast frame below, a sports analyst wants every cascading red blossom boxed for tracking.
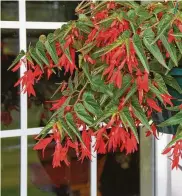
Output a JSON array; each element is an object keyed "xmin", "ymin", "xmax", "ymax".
[
  {"xmin": 147, "ymin": 98, "xmax": 162, "ymax": 112},
  {"xmin": 94, "ymin": 127, "xmax": 107, "ymax": 154},
  {"xmin": 14, "ymin": 66, "xmax": 43, "ymax": 96},
  {"xmin": 48, "ymin": 96, "xmax": 67, "ymax": 111},
  {"xmin": 79, "ymin": 129, "xmax": 93, "ymax": 162},
  {"xmin": 9, "ymin": 1, "xmax": 182, "ymax": 169},
  {"xmin": 168, "ymin": 29, "xmax": 176, "ymax": 43},
  {"xmin": 162, "ymin": 137, "xmax": 182, "ymax": 169}
]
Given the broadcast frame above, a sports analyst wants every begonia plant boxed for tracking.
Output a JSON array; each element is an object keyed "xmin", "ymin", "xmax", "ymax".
[{"xmin": 9, "ymin": 1, "xmax": 182, "ymax": 169}]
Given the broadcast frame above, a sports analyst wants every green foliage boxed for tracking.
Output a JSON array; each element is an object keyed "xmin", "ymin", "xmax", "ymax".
[{"xmin": 9, "ymin": 1, "xmax": 182, "ymax": 161}]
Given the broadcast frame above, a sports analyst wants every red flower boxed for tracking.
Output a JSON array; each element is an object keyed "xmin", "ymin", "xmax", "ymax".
[
  {"xmin": 146, "ymin": 124, "xmax": 158, "ymax": 139},
  {"xmin": 67, "ymin": 138, "xmax": 79, "ymax": 157},
  {"xmin": 94, "ymin": 127, "xmax": 107, "ymax": 154},
  {"xmin": 33, "ymin": 135, "xmax": 54, "ymax": 157},
  {"xmin": 14, "ymin": 70, "xmax": 36, "ymax": 96},
  {"xmin": 52, "ymin": 142, "xmax": 62, "ymax": 168},
  {"xmin": 79, "ymin": 130, "xmax": 92, "ymax": 162},
  {"xmin": 168, "ymin": 29, "xmax": 175, "ymax": 43},
  {"xmin": 108, "ymin": 126, "xmax": 126, "ymax": 152},
  {"xmin": 84, "ymin": 55, "xmax": 96, "ymax": 65},
  {"xmin": 162, "ymin": 138, "xmax": 182, "ymax": 170},
  {"xmin": 49, "ymin": 96, "xmax": 67, "ymax": 111},
  {"xmin": 161, "ymin": 94, "xmax": 173, "ymax": 106},
  {"xmin": 11, "ymin": 62, "xmax": 21, "ymax": 72},
  {"xmin": 58, "ymin": 48, "xmax": 76, "ymax": 75},
  {"xmin": 157, "ymin": 12, "xmax": 163, "ymax": 20},
  {"xmin": 125, "ymin": 132, "xmax": 138, "ymax": 154},
  {"xmin": 147, "ymin": 98, "xmax": 162, "ymax": 112},
  {"xmin": 94, "ymin": 10, "xmax": 108, "ymax": 21}
]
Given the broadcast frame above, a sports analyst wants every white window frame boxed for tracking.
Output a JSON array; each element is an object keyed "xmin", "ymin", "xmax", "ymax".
[{"xmin": 0, "ymin": 1, "xmax": 172, "ymax": 196}]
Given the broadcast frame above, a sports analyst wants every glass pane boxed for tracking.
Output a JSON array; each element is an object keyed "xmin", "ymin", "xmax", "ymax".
[
  {"xmin": 1, "ymin": 1, "xmax": 19, "ymax": 21},
  {"xmin": 28, "ymin": 135, "xmax": 90, "ymax": 196},
  {"xmin": 1, "ymin": 29, "xmax": 20, "ymax": 130},
  {"xmin": 27, "ymin": 29, "xmax": 69, "ymax": 128},
  {"xmin": 97, "ymin": 152, "xmax": 140, "ymax": 196},
  {"xmin": 1, "ymin": 137, "xmax": 20, "ymax": 196},
  {"xmin": 26, "ymin": 1, "xmax": 81, "ymax": 22}
]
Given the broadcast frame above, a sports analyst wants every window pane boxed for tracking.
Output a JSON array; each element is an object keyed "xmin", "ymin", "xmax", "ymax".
[
  {"xmin": 97, "ymin": 129, "xmax": 154, "ymax": 196},
  {"xmin": 1, "ymin": 29, "xmax": 20, "ymax": 130},
  {"xmin": 28, "ymin": 135, "xmax": 90, "ymax": 196},
  {"xmin": 1, "ymin": 137, "xmax": 20, "ymax": 196},
  {"xmin": 26, "ymin": 1, "xmax": 81, "ymax": 22},
  {"xmin": 97, "ymin": 152, "xmax": 140, "ymax": 196},
  {"xmin": 27, "ymin": 29, "xmax": 69, "ymax": 128},
  {"xmin": 1, "ymin": 1, "xmax": 19, "ymax": 21}
]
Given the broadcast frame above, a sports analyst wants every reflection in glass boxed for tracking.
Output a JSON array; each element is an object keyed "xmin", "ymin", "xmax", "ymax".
[
  {"xmin": 26, "ymin": 29, "xmax": 70, "ymax": 128},
  {"xmin": 1, "ymin": 29, "xmax": 20, "ymax": 130},
  {"xmin": 26, "ymin": 1, "xmax": 80, "ymax": 22},
  {"xmin": 97, "ymin": 152, "xmax": 140, "ymax": 196},
  {"xmin": 1, "ymin": 137, "xmax": 20, "ymax": 196},
  {"xmin": 1, "ymin": 1, "xmax": 19, "ymax": 21},
  {"xmin": 28, "ymin": 136, "xmax": 90, "ymax": 196}
]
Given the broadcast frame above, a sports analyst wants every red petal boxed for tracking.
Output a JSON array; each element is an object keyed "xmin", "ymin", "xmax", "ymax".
[{"xmin": 147, "ymin": 98, "xmax": 162, "ymax": 112}]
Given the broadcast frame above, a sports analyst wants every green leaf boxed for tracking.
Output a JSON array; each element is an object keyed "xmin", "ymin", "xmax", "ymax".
[
  {"xmin": 158, "ymin": 111, "xmax": 182, "ymax": 127},
  {"xmin": 100, "ymin": 94, "xmax": 109, "ymax": 106},
  {"xmin": 120, "ymin": 107, "xmax": 139, "ymax": 143},
  {"xmin": 151, "ymin": 14, "xmax": 172, "ymax": 44},
  {"xmin": 160, "ymin": 35, "xmax": 178, "ymax": 66},
  {"xmin": 45, "ymin": 34, "xmax": 58, "ymax": 64},
  {"xmin": 153, "ymin": 72, "xmax": 168, "ymax": 94},
  {"xmin": 133, "ymin": 34, "xmax": 149, "ymax": 72},
  {"xmin": 83, "ymin": 92, "xmax": 103, "ymax": 117},
  {"xmin": 8, "ymin": 50, "xmax": 25, "ymax": 70},
  {"xmin": 73, "ymin": 70, "xmax": 79, "ymax": 89},
  {"xmin": 143, "ymin": 37, "xmax": 169, "ymax": 69},
  {"xmin": 91, "ymin": 75, "xmax": 113, "ymax": 97},
  {"xmin": 163, "ymin": 75, "xmax": 182, "ymax": 94},
  {"xmin": 65, "ymin": 113, "xmax": 83, "ymax": 143},
  {"xmin": 26, "ymin": 52, "xmax": 34, "ymax": 65},
  {"xmin": 175, "ymin": 39, "xmax": 182, "ymax": 55},
  {"xmin": 93, "ymin": 37, "xmax": 124, "ymax": 56},
  {"xmin": 166, "ymin": 105, "xmax": 181, "ymax": 112},
  {"xmin": 82, "ymin": 62, "xmax": 93, "ymax": 83},
  {"xmin": 74, "ymin": 103, "xmax": 94, "ymax": 126},
  {"xmin": 173, "ymin": 33, "xmax": 182, "ymax": 38},
  {"xmin": 123, "ymin": 83, "xmax": 137, "ymax": 105},
  {"xmin": 68, "ymin": 77, "xmax": 73, "ymax": 92},
  {"xmin": 106, "ymin": 74, "xmax": 131, "ymax": 109},
  {"xmin": 36, "ymin": 119, "xmax": 55, "ymax": 139},
  {"xmin": 76, "ymin": 21, "xmax": 92, "ymax": 34},
  {"xmin": 59, "ymin": 118, "xmax": 74, "ymax": 141},
  {"xmin": 29, "ymin": 47, "xmax": 44, "ymax": 71},
  {"xmin": 149, "ymin": 82, "xmax": 163, "ymax": 102},
  {"xmin": 176, "ymin": 124, "xmax": 182, "ymax": 136},
  {"xmin": 92, "ymin": 106, "xmax": 118, "ymax": 127},
  {"xmin": 36, "ymin": 41, "xmax": 49, "ymax": 66},
  {"xmin": 131, "ymin": 96, "xmax": 150, "ymax": 130}
]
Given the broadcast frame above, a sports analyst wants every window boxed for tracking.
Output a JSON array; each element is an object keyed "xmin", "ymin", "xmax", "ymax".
[{"xmin": 1, "ymin": 1, "xmax": 171, "ymax": 196}]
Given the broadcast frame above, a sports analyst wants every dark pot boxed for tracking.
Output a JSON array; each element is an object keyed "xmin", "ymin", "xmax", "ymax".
[{"xmin": 152, "ymin": 68, "xmax": 182, "ymax": 135}]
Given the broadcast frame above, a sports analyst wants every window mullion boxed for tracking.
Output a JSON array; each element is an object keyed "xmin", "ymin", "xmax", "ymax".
[
  {"xmin": 19, "ymin": 1, "xmax": 28, "ymax": 196},
  {"xmin": 90, "ymin": 136, "xmax": 97, "ymax": 196}
]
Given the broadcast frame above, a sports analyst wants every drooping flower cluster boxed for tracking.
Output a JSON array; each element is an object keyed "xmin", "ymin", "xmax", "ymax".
[{"xmin": 9, "ymin": 1, "xmax": 182, "ymax": 169}]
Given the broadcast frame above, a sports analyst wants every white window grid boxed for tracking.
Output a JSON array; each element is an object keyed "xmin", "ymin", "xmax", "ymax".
[{"xmin": 0, "ymin": 1, "xmax": 172, "ymax": 196}]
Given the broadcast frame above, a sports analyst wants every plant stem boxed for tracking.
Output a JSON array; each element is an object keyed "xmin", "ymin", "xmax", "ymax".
[{"xmin": 74, "ymin": 81, "xmax": 88, "ymax": 105}]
